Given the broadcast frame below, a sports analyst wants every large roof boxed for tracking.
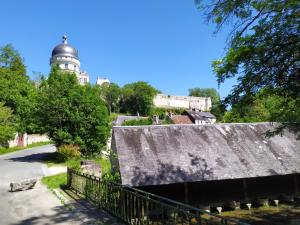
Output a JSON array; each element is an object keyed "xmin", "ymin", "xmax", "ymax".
[{"xmin": 112, "ymin": 123, "xmax": 300, "ymax": 187}]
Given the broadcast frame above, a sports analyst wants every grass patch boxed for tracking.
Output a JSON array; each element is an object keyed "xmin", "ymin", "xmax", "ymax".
[
  {"xmin": 42, "ymin": 172, "xmax": 67, "ymax": 189},
  {"xmin": 95, "ymin": 157, "xmax": 111, "ymax": 174},
  {"xmin": 0, "ymin": 141, "xmax": 53, "ymax": 155},
  {"xmin": 222, "ymin": 204, "xmax": 300, "ymax": 225}
]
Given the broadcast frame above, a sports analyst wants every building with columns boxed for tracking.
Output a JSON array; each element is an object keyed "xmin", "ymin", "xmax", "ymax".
[{"xmin": 50, "ymin": 35, "xmax": 89, "ymax": 85}]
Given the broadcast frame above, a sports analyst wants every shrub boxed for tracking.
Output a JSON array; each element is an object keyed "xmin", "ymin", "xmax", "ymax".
[
  {"xmin": 122, "ymin": 118, "xmax": 152, "ymax": 126},
  {"xmin": 57, "ymin": 144, "xmax": 81, "ymax": 162},
  {"xmin": 150, "ymin": 107, "xmax": 186, "ymax": 120}
]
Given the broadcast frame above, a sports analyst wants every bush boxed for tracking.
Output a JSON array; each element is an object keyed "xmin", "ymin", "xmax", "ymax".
[
  {"xmin": 122, "ymin": 118, "xmax": 152, "ymax": 126},
  {"xmin": 57, "ymin": 144, "xmax": 81, "ymax": 162},
  {"xmin": 150, "ymin": 107, "xmax": 186, "ymax": 120}
]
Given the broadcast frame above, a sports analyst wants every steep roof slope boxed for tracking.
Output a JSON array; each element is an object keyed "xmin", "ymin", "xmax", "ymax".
[{"xmin": 112, "ymin": 123, "xmax": 300, "ymax": 187}]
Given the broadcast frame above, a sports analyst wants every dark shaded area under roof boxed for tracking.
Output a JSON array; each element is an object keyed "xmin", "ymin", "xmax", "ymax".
[{"xmin": 112, "ymin": 123, "xmax": 300, "ymax": 187}]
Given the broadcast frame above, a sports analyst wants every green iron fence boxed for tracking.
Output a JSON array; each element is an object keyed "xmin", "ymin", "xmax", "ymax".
[{"xmin": 67, "ymin": 168, "xmax": 250, "ymax": 225}]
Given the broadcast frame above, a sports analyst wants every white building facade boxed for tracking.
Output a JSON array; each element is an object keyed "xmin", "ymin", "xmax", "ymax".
[
  {"xmin": 96, "ymin": 77, "xmax": 110, "ymax": 86},
  {"xmin": 50, "ymin": 35, "xmax": 90, "ymax": 85},
  {"xmin": 153, "ymin": 94, "xmax": 212, "ymax": 111}
]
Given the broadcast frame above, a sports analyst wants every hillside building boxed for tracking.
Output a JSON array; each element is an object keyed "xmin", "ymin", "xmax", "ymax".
[
  {"xmin": 96, "ymin": 77, "xmax": 110, "ymax": 86},
  {"xmin": 50, "ymin": 35, "xmax": 90, "ymax": 85},
  {"xmin": 153, "ymin": 94, "xmax": 211, "ymax": 111}
]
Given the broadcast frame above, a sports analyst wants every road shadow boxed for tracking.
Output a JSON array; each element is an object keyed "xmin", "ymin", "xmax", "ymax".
[{"xmin": 7, "ymin": 152, "xmax": 62, "ymax": 164}]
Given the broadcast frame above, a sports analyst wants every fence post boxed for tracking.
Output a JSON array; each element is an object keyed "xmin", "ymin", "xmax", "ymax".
[{"xmin": 67, "ymin": 168, "xmax": 72, "ymax": 188}]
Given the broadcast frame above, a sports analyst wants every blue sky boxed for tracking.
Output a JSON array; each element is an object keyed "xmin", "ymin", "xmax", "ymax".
[{"xmin": 0, "ymin": 0, "xmax": 236, "ymax": 98}]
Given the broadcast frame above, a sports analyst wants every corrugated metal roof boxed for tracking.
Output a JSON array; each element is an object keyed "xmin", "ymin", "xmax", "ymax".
[{"xmin": 112, "ymin": 123, "xmax": 300, "ymax": 187}]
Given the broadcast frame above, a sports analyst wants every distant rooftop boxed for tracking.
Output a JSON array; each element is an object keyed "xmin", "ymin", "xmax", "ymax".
[
  {"xmin": 170, "ymin": 115, "xmax": 193, "ymax": 124},
  {"xmin": 185, "ymin": 110, "xmax": 216, "ymax": 120}
]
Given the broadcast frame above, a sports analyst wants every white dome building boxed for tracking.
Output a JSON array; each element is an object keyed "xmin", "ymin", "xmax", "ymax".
[{"xmin": 50, "ymin": 35, "xmax": 89, "ymax": 85}]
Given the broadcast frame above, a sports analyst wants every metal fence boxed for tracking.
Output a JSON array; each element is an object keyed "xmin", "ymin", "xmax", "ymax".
[{"xmin": 67, "ymin": 168, "xmax": 250, "ymax": 225}]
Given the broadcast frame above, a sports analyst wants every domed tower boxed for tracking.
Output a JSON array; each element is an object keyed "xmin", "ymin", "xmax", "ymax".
[{"xmin": 50, "ymin": 35, "xmax": 89, "ymax": 85}]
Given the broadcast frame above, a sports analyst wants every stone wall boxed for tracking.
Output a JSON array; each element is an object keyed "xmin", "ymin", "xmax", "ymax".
[
  {"xmin": 8, "ymin": 133, "xmax": 50, "ymax": 148},
  {"xmin": 153, "ymin": 94, "xmax": 211, "ymax": 111}
]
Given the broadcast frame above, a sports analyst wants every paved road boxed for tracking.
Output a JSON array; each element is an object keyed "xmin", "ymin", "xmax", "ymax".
[
  {"xmin": 0, "ymin": 145, "xmax": 71, "ymax": 225},
  {"xmin": 0, "ymin": 145, "xmax": 123, "ymax": 225}
]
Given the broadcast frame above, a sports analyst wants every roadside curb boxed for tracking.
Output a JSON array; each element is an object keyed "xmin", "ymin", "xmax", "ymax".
[{"xmin": 52, "ymin": 188, "xmax": 75, "ymax": 211}]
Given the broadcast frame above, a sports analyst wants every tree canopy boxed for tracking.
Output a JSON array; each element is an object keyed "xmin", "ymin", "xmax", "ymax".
[
  {"xmin": 223, "ymin": 89, "xmax": 283, "ymax": 123},
  {"xmin": 196, "ymin": 0, "xmax": 300, "ymax": 134},
  {"xmin": 120, "ymin": 81, "xmax": 158, "ymax": 116},
  {"xmin": 0, "ymin": 102, "xmax": 16, "ymax": 146},
  {"xmin": 0, "ymin": 44, "xmax": 39, "ymax": 134},
  {"xmin": 38, "ymin": 66, "xmax": 110, "ymax": 155},
  {"xmin": 100, "ymin": 82, "xmax": 121, "ymax": 113}
]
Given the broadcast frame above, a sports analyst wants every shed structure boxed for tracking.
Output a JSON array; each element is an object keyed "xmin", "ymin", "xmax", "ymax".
[{"xmin": 111, "ymin": 123, "xmax": 300, "ymax": 205}]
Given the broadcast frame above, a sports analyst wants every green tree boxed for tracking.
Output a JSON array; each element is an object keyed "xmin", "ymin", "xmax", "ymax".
[
  {"xmin": 223, "ymin": 90, "xmax": 285, "ymax": 123},
  {"xmin": 0, "ymin": 102, "xmax": 16, "ymax": 146},
  {"xmin": 100, "ymin": 82, "xmax": 121, "ymax": 113},
  {"xmin": 0, "ymin": 44, "xmax": 39, "ymax": 133},
  {"xmin": 189, "ymin": 88, "xmax": 220, "ymax": 104},
  {"xmin": 195, "ymin": 0, "xmax": 300, "ymax": 134},
  {"xmin": 120, "ymin": 81, "xmax": 158, "ymax": 116},
  {"xmin": 0, "ymin": 44, "xmax": 26, "ymax": 76},
  {"xmin": 39, "ymin": 66, "xmax": 110, "ymax": 155},
  {"xmin": 188, "ymin": 88, "xmax": 225, "ymax": 121}
]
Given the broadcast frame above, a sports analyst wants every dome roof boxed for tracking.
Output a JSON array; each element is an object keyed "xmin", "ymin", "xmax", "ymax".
[{"xmin": 51, "ymin": 36, "xmax": 79, "ymax": 59}]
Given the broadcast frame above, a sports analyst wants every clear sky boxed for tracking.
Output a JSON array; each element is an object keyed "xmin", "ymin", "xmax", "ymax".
[{"xmin": 0, "ymin": 0, "xmax": 236, "ymax": 98}]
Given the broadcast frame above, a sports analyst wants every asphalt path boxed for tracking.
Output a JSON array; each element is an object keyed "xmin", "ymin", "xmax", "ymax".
[
  {"xmin": 0, "ymin": 145, "xmax": 80, "ymax": 225},
  {"xmin": 0, "ymin": 144, "xmax": 124, "ymax": 225}
]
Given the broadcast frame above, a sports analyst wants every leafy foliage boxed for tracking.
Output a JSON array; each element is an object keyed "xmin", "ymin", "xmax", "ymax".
[
  {"xmin": 0, "ymin": 44, "xmax": 26, "ymax": 76},
  {"xmin": 38, "ymin": 66, "xmax": 110, "ymax": 155},
  {"xmin": 120, "ymin": 81, "xmax": 158, "ymax": 116},
  {"xmin": 57, "ymin": 144, "xmax": 81, "ymax": 162},
  {"xmin": 0, "ymin": 44, "xmax": 39, "ymax": 133},
  {"xmin": 188, "ymin": 88, "xmax": 225, "ymax": 121},
  {"xmin": 150, "ymin": 107, "xmax": 186, "ymax": 120},
  {"xmin": 100, "ymin": 82, "xmax": 121, "ymax": 113},
  {"xmin": 196, "ymin": 0, "xmax": 300, "ymax": 133},
  {"xmin": 0, "ymin": 102, "xmax": 16, "ymax": 145},
  {"xmin": 189, "ymin": 88, "xmax": 219, "ymax": 104},
  {"xmin": 223, "ymin": 89, "xmax": 293, "ymax": 124}
]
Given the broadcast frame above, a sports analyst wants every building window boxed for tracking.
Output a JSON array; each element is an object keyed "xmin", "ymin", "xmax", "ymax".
[
  {"xmin": 65, "ymin": 64, "xmax": 68, "ymax": 69},
  {"xmin": 74, "ymin": 65, "xmax": 76, "ymax": 71}
]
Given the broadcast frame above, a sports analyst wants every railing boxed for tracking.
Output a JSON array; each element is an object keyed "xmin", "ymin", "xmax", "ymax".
[{"xmin": 67, "ymin": 168, "xmax": 250, "ymax": 225}]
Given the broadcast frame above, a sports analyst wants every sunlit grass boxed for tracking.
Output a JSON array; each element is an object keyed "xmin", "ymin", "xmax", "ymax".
[{"xmin": 42, "ymin": 172, "xmax": 67, "ymax": 189}]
